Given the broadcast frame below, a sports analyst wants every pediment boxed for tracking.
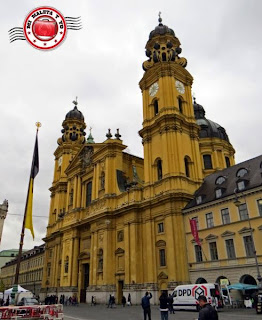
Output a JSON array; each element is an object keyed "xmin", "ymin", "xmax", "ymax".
[
  {"xmin": 238, "ymin": 227, "xmax": 253, "ymax": 234},
  {"xmin": 115, "ymin": 248, "xmax": 125, "ymax": 254},
  {"xmin": 156, "ymin": 240, "xmax": 166, "ymax": 247},
  {"xmin": 158, "ymin": 272, "xmax": 168, "ymax": 280},
  {"xmin": 191, "ymin": 238, "xmax": 203, "ymax": 243},
  {"xmin": 78, "ymin": 252, "xmax": 90, "ymax": 260},
  {"xmin": 205, "ymin": 234, "xmax": 218, "ymax": 240},
  {"xmin": 221, "ymin": 230, "xmax": 236, "ymax": 238}
]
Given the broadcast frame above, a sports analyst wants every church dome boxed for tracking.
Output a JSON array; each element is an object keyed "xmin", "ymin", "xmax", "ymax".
[
  {"xmin": 193, "ymin": 99, "xmax": 229, "ymax": 142},
  {"xmin": 65, "ymin": 105, "xmax": 84, "ymax": 121},
  {"xmin": 149, "ymin": 17, "xmax": 175, "ymax": 40}
]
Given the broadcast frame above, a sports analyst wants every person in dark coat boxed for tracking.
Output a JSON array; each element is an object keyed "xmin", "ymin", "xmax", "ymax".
[
  {"xmin": 198, "ymin": 295, "xmax": 218, "ymax": 320},
  {"xmin": 122, "ymin": 295, "xmax": 126, "ymax": 307},
  {"xmin": 159, "ymin": 291, "xmax": 169, "ymax": 320},
  {"xmin": 141, "ymin": 291, "xmax": 152, "ymax": 320},
  {"xmin": 167, "ymin": 294, "xmax": 174, "ymax": 314},
  {"xmin": 128, "ymin": 293, "xmax": 132, "ymax": 306}
]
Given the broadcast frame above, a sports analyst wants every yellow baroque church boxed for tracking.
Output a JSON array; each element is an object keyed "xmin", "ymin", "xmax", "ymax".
[{"xmin": 42, "ymin": 17, "xmax": 237, "ymax": 304}]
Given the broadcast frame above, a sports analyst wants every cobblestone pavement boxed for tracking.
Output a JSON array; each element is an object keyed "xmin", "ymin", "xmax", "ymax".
[{"xmin": 63, "ymin": 304, "xmax": 261, "ymax": 320}]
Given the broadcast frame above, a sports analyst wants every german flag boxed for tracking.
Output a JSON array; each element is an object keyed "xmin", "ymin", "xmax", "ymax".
[{"xmin": 24, "ymin": 131, "xmax": 39, "ymax": 239}]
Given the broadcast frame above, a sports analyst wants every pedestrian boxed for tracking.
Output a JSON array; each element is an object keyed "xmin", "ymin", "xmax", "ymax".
[
  {"xmin": 141, "ymin": 291, "xmax": 152, "ymax": 320},
  {"xmin": 111, "ymin": 295, "xmax": 116, "ymax": 308},
  {"xmin": 128, "ymin": 293, "xmax": 132, "ymax": 306},
  {"xmin": 91, "ymin": 295, "xmax": 96, "ymax": 306},
  {"xmin": 198, "ymin": 295, "xmax": 218, "ymax": 320},
  {"xmin": 107, "ymin": 294, "xmax": 112, "ymax": 308},
  {"xmin": 122, "ymin": 295, "xmax": 126, "ymax": 307},
  {"xmin": 159, "ymin": 291, "xmax": 169, "ymax": 320},
  {"xmin": 167, "ymin": 294, "xmax": 174, "ymax": 314}
]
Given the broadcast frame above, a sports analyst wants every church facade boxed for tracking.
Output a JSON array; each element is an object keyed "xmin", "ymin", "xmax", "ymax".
[{"xmin": 42, "ymin": 18, "xmax": 235, "ymax": 304}]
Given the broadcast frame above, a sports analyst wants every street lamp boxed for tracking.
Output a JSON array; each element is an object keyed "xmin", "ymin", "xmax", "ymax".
[{"xmin": 233, "ymin": 189, "xmax": 262, "ymax": 289}]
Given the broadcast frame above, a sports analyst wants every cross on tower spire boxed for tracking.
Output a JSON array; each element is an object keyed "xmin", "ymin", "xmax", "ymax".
[
  {"xmin": 158, "ymin": 11, "xmax": 162, "ymax": 24},
  {"xmin": 73, "ymin": 96, "xmax": 78, "ymax": 107}
]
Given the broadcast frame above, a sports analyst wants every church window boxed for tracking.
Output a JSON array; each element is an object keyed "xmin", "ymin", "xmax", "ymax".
[
  {"xmin": 184, "ymin": 156, "xmax": 190, "ymax": 177},
  {"xmin": 225, "ymin": 156, "xmax": 230, "ymax": 168},
  {"xmin": 158, "ymin": 222, "xmax": 164, "ymax": 233},
  {"xmin": 178, "ymin": 97, "xmax": 183, "ymax": 113},
  {"xmin": 203, "ymin": 154, "xmax": 213, "ymax": 169},
  {"xmin": 154, "ymin": 100, "xmax": 159, "ymax": 115},
  {"xmin": 64, "ymin": 256, "xmax": 69, "ymax": 274},
  {"xmin": 157, "ymin": 159, "xmax": 162, "ymax": 180},
  {"xmin": 159, "ymin": 249, "xmax": 166, "ymax": 266},
  {"xmin": 86, "ymin": 181, "xmax": 92, "ymax": 207},
  {"xmin": 162, "ymin": 52, "xmax": 167, "ymax": 61}
]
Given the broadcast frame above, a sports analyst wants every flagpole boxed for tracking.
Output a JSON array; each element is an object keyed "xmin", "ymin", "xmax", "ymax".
[{"xmin": 14, "ymin": 123, "xmax": 41, "ymax": 285}]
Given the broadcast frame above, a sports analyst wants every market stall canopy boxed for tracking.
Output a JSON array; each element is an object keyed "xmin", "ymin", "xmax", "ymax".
[{"xmin": 227, "ymin": 283, "xmax": 258, "ymax": 290}]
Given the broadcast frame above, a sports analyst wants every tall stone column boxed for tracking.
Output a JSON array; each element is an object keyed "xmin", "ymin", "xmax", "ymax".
[{"xmin": 0, "ymin": 200, "xmax": 8, "ymax": 244}]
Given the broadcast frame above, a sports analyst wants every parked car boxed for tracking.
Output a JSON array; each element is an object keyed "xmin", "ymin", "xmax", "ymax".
[{"xmin": 17, "ymin": 297, "xmax": 39, "ymax": 306}]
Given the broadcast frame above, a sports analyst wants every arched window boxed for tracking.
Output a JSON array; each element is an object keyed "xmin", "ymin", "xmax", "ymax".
[
  {"xmin": 225, "ymin": 156, "xmax": 230, "ymax": 168},
  {"xmin": 184, "ymin": 156, "xmax": 190, "ymax": 177},
  {"xmin": 64, "ymin": 256, "xmax": 69, "ymax": 274},
  {"xmin": 86, "ymin": 181, "xmax": 92, "ymax": 206},
  {"xmin": 203, "ymin": 154, "xmax": 213, "ymax": 169},
  {"xmin": 157, "ymin": 159, "xmax": 162, "ymax": 180},
  {"xmin": 154, "ymin": 100, "xmax": 159, "ymax": 115},
  {"xmin": 178, "ymin": 97, "xmax": 183, "ymax": 113},
  {"xmin": 236, "ymin": 168, "xmax": 248, "ymax": 178}
]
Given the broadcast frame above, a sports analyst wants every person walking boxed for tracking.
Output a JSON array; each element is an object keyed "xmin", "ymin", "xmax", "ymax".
[
  {"xmin": 159, "ymin": 291, "xmax": 169, "ymax": 320},
  {"xmin": 141, "ymin": 291, "xmax": 152, "ymax": 320},
  {"xmin": 122, "ymin": 295, "xmax": 126, "ymax": 307},
  {"xmin": 198, "ymin": 295, "xmax": 218, "ymax": 320},
  {"xmin": 127, "ymin": 293, "xmax": 132, "ymax": 306},
  {"xmin": 107, "ymin": 294, "xmax": 112, "ymax": 308},
  {"xmin": 167, "ymin": 294, "xmax": 174, "ymax": 314}
]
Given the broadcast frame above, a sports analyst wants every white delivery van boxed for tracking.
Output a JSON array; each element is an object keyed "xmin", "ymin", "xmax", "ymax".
[{"xmin": 172, "ymin": 283, "xmax": 221, "ymax": 311}]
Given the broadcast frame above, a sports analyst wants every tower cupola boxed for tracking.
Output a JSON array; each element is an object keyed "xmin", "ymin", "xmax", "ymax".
[
  {"xmin": 143, "ymin": 13, "xmax": 187, "ymax": 71},
  {"xmin": 57, "ymin": 98, "xmax": 86, "ymax": 146}
]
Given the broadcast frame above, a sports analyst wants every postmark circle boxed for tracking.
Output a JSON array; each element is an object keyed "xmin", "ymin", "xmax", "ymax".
[{"xmin": 23, "ymin": 6, "xmax": 67, "ymax": 50}]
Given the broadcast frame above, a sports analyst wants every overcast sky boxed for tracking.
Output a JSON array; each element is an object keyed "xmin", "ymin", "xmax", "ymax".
[{"xmin": 0, "ymin": 0, "xmax": 262, "ymax": 251}]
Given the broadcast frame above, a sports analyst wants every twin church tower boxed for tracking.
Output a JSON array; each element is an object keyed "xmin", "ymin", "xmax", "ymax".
[{"xmin": 42, "ymin": 17, "xmax": 235, "ymax": 303}]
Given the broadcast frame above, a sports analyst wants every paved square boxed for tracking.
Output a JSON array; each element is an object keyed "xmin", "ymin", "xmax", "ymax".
[{"xmin": 63, "ymin": 304, "xmax": 261, "ymax": 320}]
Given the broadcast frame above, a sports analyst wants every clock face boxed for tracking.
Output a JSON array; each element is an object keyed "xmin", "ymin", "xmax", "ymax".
[
  {"xmin": 149, "ymin": 82, "xmax": 159, "ymax": 97},
  {"xmin": 175, "ymin": 80, "xmax": 185, "ymax": 94}
]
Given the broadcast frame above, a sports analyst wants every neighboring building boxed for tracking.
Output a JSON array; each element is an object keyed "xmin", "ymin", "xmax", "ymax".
[
  {"xmin": 42, "ymin": 17, "xmax": 235, "ymax": 304},
  {"xmin": 0, "ymin": 200, "xmax": 8, "ymax": 244},
  {"xmin": 0, "ymin": 250, "xmax": 19, "ymax": 274},
  {"xmin": 0, "ymin": 244, "xmax": 44, "ymax": 295},
  {"xmin": 184, "ymin": 156, "xmax": 262, "ymax": 286}
]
